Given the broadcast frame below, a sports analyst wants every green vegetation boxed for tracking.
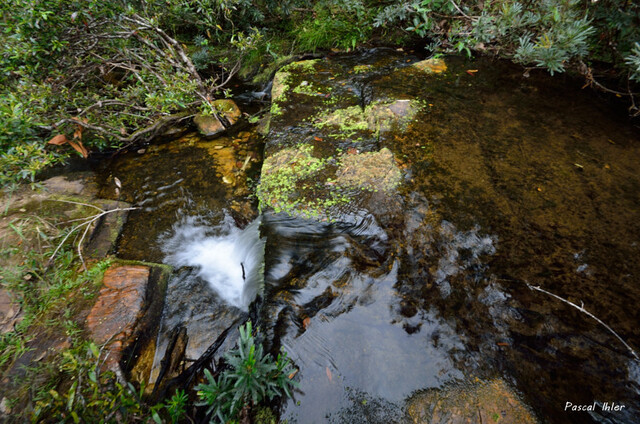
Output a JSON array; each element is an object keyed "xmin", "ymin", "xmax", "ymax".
[
  {"xmin": 373, "ymin": 0, "xmax": 640, "ymax": 99},
  {"xmin": 1, "ymin": 0, "xmax": 639, "ymax": 185},
  {"xmin": 196, "ymin": 321, "xmax": 297, "ymax": 423},
  {"xmin": 256, "ymin": 144, "xmax": 350, "ymax": 218}
]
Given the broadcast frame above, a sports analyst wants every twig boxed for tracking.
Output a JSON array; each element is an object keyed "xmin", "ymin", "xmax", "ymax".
[
  {"xmin": 527, "ymin": 283, "xmax": 639, "ymax": 361},
  {"xmin": 48, "ymin": 206, "xmax": 138, "ymax": 268}
]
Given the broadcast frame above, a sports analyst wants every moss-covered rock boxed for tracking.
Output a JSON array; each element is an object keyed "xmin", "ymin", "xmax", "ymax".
[{"xmin": 313, "ymin": 99, "xmax": 424, "ymax": 135}]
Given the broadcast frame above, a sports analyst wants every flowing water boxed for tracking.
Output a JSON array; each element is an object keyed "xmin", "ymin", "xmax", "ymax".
[{"xmin": 98, "ymin": 51, "xmax": 640, "ymax": 423}]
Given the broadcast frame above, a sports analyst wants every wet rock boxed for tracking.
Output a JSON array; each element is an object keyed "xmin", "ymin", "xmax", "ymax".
[
  {"xmin": 149, "ymin": 269, "xmax": 246, "ymax": 387},
  {"xmin": 194, "ymin": 99, "xmax": 242, "ymax": 137},
  {"xmin": 214, "ymin": 99, "xmax": 242, "ymax": 125},
  {"xmin": 336, "ymin": 148, "xmax": 402, "ymax": 192},
  {"xmin": 259, "ymin": 54, "xmax": 427, "ymax": 222},
  {"xmin": 86, "ymin": 265, "xmax": 150, "ymax": 369},
  {"xmin": 405, "ymin": 379, "xmax": 538, "ymax": 424},
  {"xmin": 194, "ymin": 113, "xmax": 225, "ymax": 137},
  {"xmin": 412, "ymin": 58, "xmax": 448, "ymax": 74}
]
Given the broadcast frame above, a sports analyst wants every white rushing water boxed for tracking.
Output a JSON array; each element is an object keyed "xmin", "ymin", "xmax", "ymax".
[{"xmin": 161, "ymin": 214, "xmax": 265, "ymax": 310}]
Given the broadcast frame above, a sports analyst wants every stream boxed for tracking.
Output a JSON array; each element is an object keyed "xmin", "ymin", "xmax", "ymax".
[{"xmin": 96, "ymin": 50, "xmax": 640, "ymax": 423}]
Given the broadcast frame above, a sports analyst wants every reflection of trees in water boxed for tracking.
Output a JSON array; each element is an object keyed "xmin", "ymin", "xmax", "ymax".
[{"xmin": 395, "ymin": 194, "xmax": 640, "ymax": 423}]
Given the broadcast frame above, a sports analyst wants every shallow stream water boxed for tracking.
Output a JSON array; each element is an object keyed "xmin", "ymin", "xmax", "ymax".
[{"xmin": 98, "ymin": 51, "xmax": 640, "ymax": 423}]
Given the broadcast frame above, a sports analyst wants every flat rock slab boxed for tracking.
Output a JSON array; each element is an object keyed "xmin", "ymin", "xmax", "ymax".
[{"xmin": 86, "ymin": 265, "xmax": 150, "ymax": 368}]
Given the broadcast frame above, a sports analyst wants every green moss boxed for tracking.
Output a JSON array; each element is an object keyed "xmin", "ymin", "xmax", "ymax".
[
  {"xmin": 353, "ymin": 64, "xmax": 372, "ymax": 74},
  {"xmin": 256, "ymin": 144, "xmax": 350, "ymax": 220},
  {"xmin": 270, "ymin": 102, "xmax": 283, "ymax": 117},
  {"xmin": 271, "ymin": 70, "xmax": 290, "ymax": 104},
  {"xmin": 282, "ymin": 59, "xmax": 320, "ymax": 73},
  {"xmin": 313, "ymin": 99, "xmax": 425, "ymax": 135},
  {"xmin": 292, "ymin": 80, "xmax": 328, "ymax": 97},
  {"xmin": 313, "ymin": 105, "xmax": 370, "ymax": 134}
]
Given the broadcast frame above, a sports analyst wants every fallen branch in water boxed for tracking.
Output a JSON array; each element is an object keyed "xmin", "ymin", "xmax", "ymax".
[{"xmin": 526, "ymin": 283, "xmax": 639, "ymax": 361}]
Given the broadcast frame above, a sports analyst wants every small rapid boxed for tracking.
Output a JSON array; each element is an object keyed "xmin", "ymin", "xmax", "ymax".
[{"xmin": 161, "ymin": 213, "xmax": 265, "ymax": 310}]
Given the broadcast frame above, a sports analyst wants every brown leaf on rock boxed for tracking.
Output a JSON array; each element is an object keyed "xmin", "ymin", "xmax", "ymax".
[{"xmin": 326, "ymin": 367, "xmax": 332, "ymax": 382}]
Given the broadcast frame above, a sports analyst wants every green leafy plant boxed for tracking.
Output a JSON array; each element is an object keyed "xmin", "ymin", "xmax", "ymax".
[
  {"xmin": 33, "ymin": 341, "xmax": 147, "ymax": 423},
  {"xmin": 195, "ymin": 321, "xmax": 297, "ymax": 423}
]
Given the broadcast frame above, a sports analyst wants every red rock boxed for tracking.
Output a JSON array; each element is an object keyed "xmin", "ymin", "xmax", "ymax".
[{"xmin": 86, "ymin": 265, "xmax": 150, "ymax": 368}]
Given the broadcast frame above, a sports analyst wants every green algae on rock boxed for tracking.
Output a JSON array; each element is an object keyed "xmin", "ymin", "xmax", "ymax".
[
  {"xmin": 256, "ymin": 144, "xmax": 343, "ymax": 219},
  {"xmin": 256, "ymin": 144, "xmax": 403, "ymax": 220},
  {"xmin": 313, "ymin": 99, "xmax": 424, "ymax": 135}
]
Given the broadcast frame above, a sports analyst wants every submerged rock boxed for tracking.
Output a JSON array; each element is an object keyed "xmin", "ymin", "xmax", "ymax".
[
  {"xmin": 412, "ymin": 58, "xmax": 448, "ymax": 74},
  {"xmin": 405, "ymin": 378, "xmax": 538, "ymax": 424},
  {"xmin": 336, "ymin": 148, "xmax": 401, "ymax": 192}
]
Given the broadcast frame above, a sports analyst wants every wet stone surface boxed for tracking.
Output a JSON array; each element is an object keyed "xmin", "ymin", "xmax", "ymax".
[{"xmin": 86, "ymin": 265, "xmax": 150, "ymax": 369}]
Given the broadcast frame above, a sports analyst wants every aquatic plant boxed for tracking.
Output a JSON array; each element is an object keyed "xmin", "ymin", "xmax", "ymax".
[{"xmin": 196, "ymin": 321, "xmax": 297, "ymax": 423}]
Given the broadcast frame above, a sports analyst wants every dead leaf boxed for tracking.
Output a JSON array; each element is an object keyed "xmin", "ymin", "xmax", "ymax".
[
  {"xmin": 73, "ymin": 126, "xmax": 83, "ymax": 140},
  {"xmin": 47, "ymin": 134, "xmax": 69, "ymax": 145},
  {"xmin": 326, "ymin": 367, "xmax": 332, "ymax": 382},
  {"xmin": 303, "ymin": 317, "xmax": 310, "ymax": 329},
  {"xmin": 68, "ymin": 140, "xmax": 89, "ymax": 158}
]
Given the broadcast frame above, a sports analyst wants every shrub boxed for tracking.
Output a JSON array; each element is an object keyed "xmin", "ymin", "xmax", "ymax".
[{"xmin": 195, "ymin": 321, "xmax": 297, "ymax": 423}]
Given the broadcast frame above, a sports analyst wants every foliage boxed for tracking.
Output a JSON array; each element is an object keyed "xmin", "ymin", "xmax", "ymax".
[
  {"xmin": 0, "ymin": 0, "xmax": 264, "ymax": 186},
  {"xmin": 373, "ymin": 0, "xmax": 640, "ymax": 109},
  {"xmin": 195, "ymin": 321, "xmax": 297, "ymax": 423},
  {"xmin": 294, "ymin": 0, "xmax": 373, "ymax": 52},
  {"xmin": 625, "ymin": 42, "xmax": 640, "ymax": 82},
  {"xmin": 32, "ymin": 341, "xmax": 147, "ymax": 423}
]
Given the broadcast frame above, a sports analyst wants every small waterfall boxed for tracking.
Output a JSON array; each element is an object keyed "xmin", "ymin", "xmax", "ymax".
[{"xmin": 161, "ymin": 214, "xmax": 264, "ymax": 310}]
